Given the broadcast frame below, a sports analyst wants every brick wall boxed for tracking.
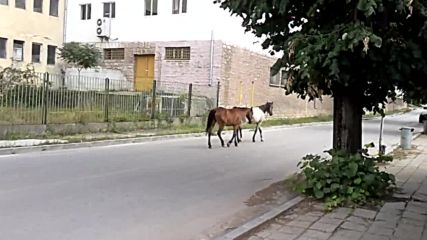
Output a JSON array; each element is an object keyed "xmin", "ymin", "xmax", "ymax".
[{"xmin": 218, "ymin": 43, "xmax": 334, "ymax": 118}]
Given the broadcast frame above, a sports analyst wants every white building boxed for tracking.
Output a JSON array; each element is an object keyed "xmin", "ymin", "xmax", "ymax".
[{"xmin": 65, "ymin": 0, "xmax": 266, "ymax": 53}]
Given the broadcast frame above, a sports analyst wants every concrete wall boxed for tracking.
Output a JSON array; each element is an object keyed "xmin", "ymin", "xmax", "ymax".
[{"xmin": 0, "ymin": 0, "xmax": 65, "ymax": 73}]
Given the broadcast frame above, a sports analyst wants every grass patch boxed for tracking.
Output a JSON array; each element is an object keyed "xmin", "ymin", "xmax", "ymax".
[{"xmin": 260, "ymin": 115, "xmax": 332, "ymax": 127}]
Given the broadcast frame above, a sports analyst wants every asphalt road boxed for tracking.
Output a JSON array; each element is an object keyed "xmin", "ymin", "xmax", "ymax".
[{"xmin": 0, "ymin": 110, "xmax": 422, "ymax": 240}]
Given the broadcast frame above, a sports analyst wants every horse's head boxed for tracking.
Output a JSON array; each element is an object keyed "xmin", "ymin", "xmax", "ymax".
[{"xmin": 266, "ymin": 102, "xmax": 274, "ymax": 116}]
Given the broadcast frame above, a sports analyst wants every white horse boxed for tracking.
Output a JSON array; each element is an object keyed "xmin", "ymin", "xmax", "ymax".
[
  {"xmin": 234, "ymin": 102, "xmax": 273, "ymax": 142},
  {"xmin": 250, "ymin": 102, "xmax": 273, "ymax": 142}
]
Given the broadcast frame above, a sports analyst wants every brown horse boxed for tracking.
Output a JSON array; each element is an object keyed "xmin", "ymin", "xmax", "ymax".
[{"xmin": 206, "ymin": 107, "xmax": 253, "ymax": 148}]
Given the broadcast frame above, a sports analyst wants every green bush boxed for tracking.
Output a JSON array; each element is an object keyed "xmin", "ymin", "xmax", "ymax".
[{"xmin": 296, "ymin": 144, "xmax": 395, "ymax": 210}]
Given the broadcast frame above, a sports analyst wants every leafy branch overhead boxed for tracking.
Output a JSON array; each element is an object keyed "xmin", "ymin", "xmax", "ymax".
[
  {"xmin": 59, "ymin": 42, "xmax": 101, "ymax": 71},
  {"xmin": 215, "ymin": 0, "xmax": 427, "ymax": 112}
]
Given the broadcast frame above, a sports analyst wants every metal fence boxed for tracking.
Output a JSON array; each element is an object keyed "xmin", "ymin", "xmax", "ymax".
[{"xmin": 0, "ymin": 73, "xmax": 219, "ymax": 125}]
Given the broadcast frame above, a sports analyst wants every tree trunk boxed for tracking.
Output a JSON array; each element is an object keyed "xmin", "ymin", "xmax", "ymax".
[{"xmin": 333, "ymin": 89, "xmax": 363, "ymax": 154}]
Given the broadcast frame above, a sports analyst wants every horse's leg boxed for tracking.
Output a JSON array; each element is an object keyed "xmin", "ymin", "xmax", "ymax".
[
  {"xmin": 259, "ymin": 125, "xmax": 264, "ymax": 142},
  {"xmin": 208, "ymin": 131, "xmax": 212, "ymax": 149},
  {"xmin": 252, "ymin": 123, "xmax": 259, "ymax": 142},
  {"xmin": 227, "ymin": 127, "xmax": 237, "ymax": 147},
  {"xmin": 217, "ymin": 125, "xmax": 225, "ymax": 147},
  {"xmin": 237, "ymin": 126, "xmax": 242, "ymax": 142},
  {"xmin": 234, "ymin": 126, "xmax": 239, "ymax": 147}
]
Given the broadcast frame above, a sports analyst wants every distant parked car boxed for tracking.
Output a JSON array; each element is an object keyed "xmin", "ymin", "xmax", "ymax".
[{"xmin": 419, "ymin": 112, "xmax": 427, "ymax": 123}]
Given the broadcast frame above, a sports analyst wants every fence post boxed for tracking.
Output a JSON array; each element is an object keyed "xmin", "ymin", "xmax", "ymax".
[
  {"xmin": 41, "ymin": 72, "xmax": 49, "ymax": 125},
  {"xmin": 151, "ymin": 80, "xmax": 157, "ymax": 119},
  {"xmin": 187, "ymin": 83, "xmax": 193, "ymax": 117},
  {"xmin": 104, "ymin": 77, "xmax": 110, "ymax": 122},
  {"xmin": 216, "ymin": 81, "xmax": 220, "ymax": 107}
]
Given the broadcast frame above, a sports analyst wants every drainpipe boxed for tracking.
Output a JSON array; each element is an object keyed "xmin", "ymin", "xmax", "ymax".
[
  {"xmin": 63, "ymin": 0, "xmax": 68, "ymax": 43},
  {"xmin": 208, "ymin": 30, "xmax": 215, "ymax": 86}
]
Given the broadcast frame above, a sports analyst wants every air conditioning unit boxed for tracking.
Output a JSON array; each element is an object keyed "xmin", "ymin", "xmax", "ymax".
[{"xmin": 96, "ymin": 18, "xmax": 111, "ymax": 38}]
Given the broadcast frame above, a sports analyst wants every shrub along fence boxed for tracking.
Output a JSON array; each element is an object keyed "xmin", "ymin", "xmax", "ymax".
[{"xmin": 0, "ymin": 73, "xmax": 219, "ymax": 125}]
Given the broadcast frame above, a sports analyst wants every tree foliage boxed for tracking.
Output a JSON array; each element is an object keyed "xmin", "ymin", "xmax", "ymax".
[
  {"xmin": 215, "ymin": 0, "xmax": 427, "ymax": 112},
  {"xmin": 58, "ymin": 42, "xmax": 101, "ymax": 72}
]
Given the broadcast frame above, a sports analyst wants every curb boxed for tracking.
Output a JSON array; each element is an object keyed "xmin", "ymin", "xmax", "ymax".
[
  {"xmin": 0, "ymin": 132, "xmax": 205, "ymax": 155},
  {"xmin": 214, "ymin": 196, "xmax": 305, "ymax": 240}
]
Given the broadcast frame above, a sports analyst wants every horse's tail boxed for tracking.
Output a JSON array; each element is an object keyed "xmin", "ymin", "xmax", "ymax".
[{"xmin": 206, "ymin": 109, "xmax": 216, "ymax": 134}]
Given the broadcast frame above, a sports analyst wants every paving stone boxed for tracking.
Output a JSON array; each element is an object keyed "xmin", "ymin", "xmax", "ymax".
[
  {"xmin": 329, "ymin": 229, "xmax": 364, "ymax": 240},
  {"xmin": 324, "ymin": 207, "xmax": 353, "ymax": 220},
  {"xmin": 400, "ymin": 217, "xmax": 425, "ymax": 227},
  {"xmin": 353, "ymin": 208, "xmax": 378, "ymax": 220},
  {"xmin": 367, "ymin": 223, "xmax": 394, "ymax": 237},
  {"xmin": 296, "ymin": 229, "xmax": 332, "ymax": 240},
  {"xmin": 393, "ymin": 223, "xmax": 423, "ymax": 240},
  {"xmin": 312, "ymin": 203, "xmax": 325, "ymax": 211},
  {"xmin": 317, "ymin": 217, "xmax": 343, "ymax": 226},
  {"xmin": 278, "ymin": 226, "xmax": 305, "ymax": 236},
  {"xmin": 381, "ymin": 202, "xmax": 406, "ymax": 211},
  {"xmin": 287, "ymin": 215, "xmax": 319, "ymax": 228},
  {"xmin": 341, "ymin": 221, "xmax": 369, "ymax": 232},
  {"xmin": 309, "ymin": 222, "xmax": 340, "ymax": 233},
  {"xmin": 248, "ymin": 236, "xmax": 264, "ymax": 240},
  {"xmin": 298, "ymin": 215, "xmax": 322, "ymax": 222},
  {"xmin": 269, "ymin": 223, "xmax": 283, "ymax": 231},
  {"xmin": 268, "ymin": 230, "xmax": 299, "ymax": 240},
  {"xmin": 413, "ymin": 192, "xmax": 427, "ymax": 203},
  {"xmin": 393, "ymin": 193, "xmax": 411, "ymax": 200},
  {"xmin": 255, "ymin": 230, "xmax": 271, "ymax": 238},
  {"xmin": 406, "ymin": 201, "xmax": 427, "ymax": 214},
  {"xmin": 370, "ymin": 220, "xmax": 398, "ymax": 229},
  {"xmin": 306, "ymin": 211, "xmax": 325, "ymax": 218},
  {"xmin": 360, "ymin": 233, "xmax": 389, "ymax": 240},
  {"xmin": 287, "ymin": 220, "xmax": 314, "ymax": 229},
  {"xmin": 402, "ymin": 210, "xmax": 427, "ymax": 221},
  {"xmin": 375, "ymin": 212, "xmax": 401, "ymax": 222}
]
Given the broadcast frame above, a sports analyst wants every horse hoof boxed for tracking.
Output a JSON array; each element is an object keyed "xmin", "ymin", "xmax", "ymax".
[
  {"xmin": 261, "ymin": 139, "xmax": 264, "ymax": 142},
  {"xmin": 252, "ymin": 140, "xmax": 256, "ymax": 143},
  {"xmin": 227, "ymin": 143, "xmax": 230, "ymax": 147},
  {"xmin": 208, "ymin": 146, "xmax": 212, "ymax": 149}
]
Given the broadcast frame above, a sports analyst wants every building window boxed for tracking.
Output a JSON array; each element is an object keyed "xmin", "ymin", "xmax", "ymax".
[
  {"xmin": 165, "ymin": 47, "xmax": 190, "ymax": 60},
  {"xmin": 80, "ymin": 3, "xmax": 91, "ymax": 20},
  {"xmin": 172, "ymin": 0, "xmax": 186, "ymax": 14},
  {"xmin": 145, "ymin": 0, "xmax": 157, "ymax": 16},
  {"xmin": 47, "ymin": 45, "xmax": 56, "ymax": 65},
  {"xmin": 0, "ymin": 38, "xmax": 6, "ymax": 59},
  {"xmin": 13, "ymin": 40, "xmax": 24, "ymax": 61},
  {"xmin": 103, "ymin": 2, "xmax": 115, "ymax": 18},
  {"xmin": 15, "ymin": 0, "xmax": 25, "ymax": 9},
  {"xmin": 0, "ymin": 0, "xmax": 8, "ymax": 5},
  {"xmin": 104, "ymin": 48, "xmax": 125, "ymax": 60},
  {"xmin": 49, "ymin": 0, "xmax": 58, "ymax": 16},
  {"xmin": 269, "ymin": 67, "xmax": 288, "ymax": 87},
  {"xmin": 33, "ymin": 0, "xmax": 42, "ymax": 12},
  {"xmin": 32, "ymin": 43, "xmax": 41, "ymax": 63}
]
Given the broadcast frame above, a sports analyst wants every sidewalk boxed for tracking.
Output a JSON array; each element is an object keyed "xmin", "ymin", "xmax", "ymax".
[{"xmin": 243, "ymin": 135, "xmax": 427, "ymax": 240}]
